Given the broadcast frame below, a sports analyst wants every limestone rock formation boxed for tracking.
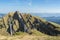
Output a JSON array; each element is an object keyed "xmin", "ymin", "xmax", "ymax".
[{"xmin": 0, "ymin": 11, "xmax": 60, "ymax": 36}]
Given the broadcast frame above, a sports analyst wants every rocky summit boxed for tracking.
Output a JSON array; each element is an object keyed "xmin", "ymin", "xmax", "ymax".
[{"xmin": 0, "ymin": 11, "xmax": 60, "ymax": 36}]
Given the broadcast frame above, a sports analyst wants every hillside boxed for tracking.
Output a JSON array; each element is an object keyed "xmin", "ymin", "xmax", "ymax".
[{"xmin": 0, "ymin": 11, "xmax": 60, "ymax": 40}]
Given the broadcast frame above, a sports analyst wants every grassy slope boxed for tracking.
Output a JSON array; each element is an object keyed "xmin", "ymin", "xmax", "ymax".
[
  {"xmin": 49, "ymin": 22, "xmax": 60, "ymax": 31},
  {"xmin": 0, "ymin": 29, "xmax": 60, "ymax": 40}
]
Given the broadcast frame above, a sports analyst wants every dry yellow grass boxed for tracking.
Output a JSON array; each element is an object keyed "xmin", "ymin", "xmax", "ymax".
[
  {"xmin": 0, "ymin": 34, "xmax": 60, "ymax": 40},
  {"xmin": 0, "ymin": 29, "xmax": 60, "ymax": 40}
]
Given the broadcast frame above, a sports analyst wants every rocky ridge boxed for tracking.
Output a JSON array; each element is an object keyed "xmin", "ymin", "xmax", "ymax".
[{"xmin": 0, "ymin": 11, "xmax": 60, "ymax": 36}]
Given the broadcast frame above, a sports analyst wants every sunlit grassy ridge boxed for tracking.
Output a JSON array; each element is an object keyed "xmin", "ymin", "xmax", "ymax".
[{"xmin": 49, "ymin": 22, "xmax": 60, "ymax": 31}]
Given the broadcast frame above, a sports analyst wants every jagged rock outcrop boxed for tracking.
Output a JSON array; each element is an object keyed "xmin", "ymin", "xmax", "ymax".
[{"xmin": 0, "ymin": 11, "xmax": 60, "ymax": 36}]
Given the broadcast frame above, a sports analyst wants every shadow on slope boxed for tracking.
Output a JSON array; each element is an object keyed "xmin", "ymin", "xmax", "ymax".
[{"xmin": 32, "ymin": 17, "xmax": 60, "ymax": 36}]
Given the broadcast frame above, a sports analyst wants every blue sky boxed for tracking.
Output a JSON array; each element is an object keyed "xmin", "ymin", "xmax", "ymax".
[{"xmin": 0, "ymin": 0, "xmax": 60, "ymax": 13}]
